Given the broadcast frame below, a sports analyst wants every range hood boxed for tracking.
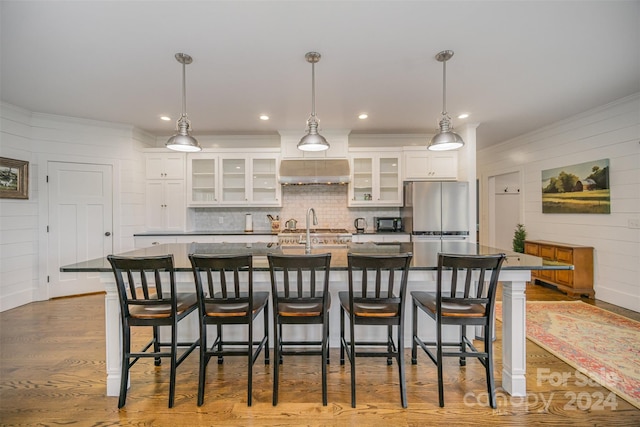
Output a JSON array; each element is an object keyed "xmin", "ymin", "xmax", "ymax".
[{"xmin": 279, "ymin": 159, "xmax": 350, "ymax": 185}]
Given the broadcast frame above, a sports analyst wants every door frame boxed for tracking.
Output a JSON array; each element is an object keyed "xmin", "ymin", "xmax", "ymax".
[
  {"xmin": 480, "ymin": 166, "xmax": 524, "ymax": 248},
  {"xmin": 37, "ymin": 153, "xmax": 121, "ymax": 301}
]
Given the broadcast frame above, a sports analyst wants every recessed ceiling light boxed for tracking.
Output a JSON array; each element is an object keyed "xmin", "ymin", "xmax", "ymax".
[
  {"xmin": 458, "ymin": 113, "xmax": 469, "ymax": 119},
  {"xmin": 160, "ymin": 115, "xmax": 171, "ymax": 121},
  {"xmin": 259, "ymin": 115, "xmax": 269, "ymax": 121},
  {"xmin": 358, "ymin": 113, "xmax": 368, "ymax": 119}
]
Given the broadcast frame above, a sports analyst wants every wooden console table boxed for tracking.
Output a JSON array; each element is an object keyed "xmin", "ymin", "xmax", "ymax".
[{"xmin": 524, "ymin": 240, "xmax": 594, "ymax": 298}]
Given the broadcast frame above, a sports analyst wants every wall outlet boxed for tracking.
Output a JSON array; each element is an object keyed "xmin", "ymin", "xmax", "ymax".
[
  {"xmin": 628, "ymin": 219, "xmax": 640, "ymax": 229},
  {"xmin": 219, "ymin": 217, "xmax": 224, "ymax": 224}
]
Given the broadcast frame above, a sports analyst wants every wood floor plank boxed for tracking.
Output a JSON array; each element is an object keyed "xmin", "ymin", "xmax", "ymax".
[{"xmin": 1, "ymin": 283, "xmax": 638, "ymax": 425}]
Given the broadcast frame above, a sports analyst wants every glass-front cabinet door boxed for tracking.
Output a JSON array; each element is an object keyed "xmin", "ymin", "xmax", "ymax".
[
  {"xmin": 378, "ymin": 156, "xmax": 400, "ymax": 202},
  {"xmin": 349, "ymin": 152, "xmax": 402, "ymax": 206},
  {"xmin": 186, "ymin": 153, "xmax": 218, "ymax": 206},
  {"xmin": 251, "ymin": 156, "xmax": 280, "ymax": 205},
  {"xmin": 220, "ymin": 154, "xmax": 281, "ymax": 206},
  {"xmin": 220, "ymin": 157, "xmax": 248, "ymax": 204},
  {"xmin": 351, "ymin": 157, "xmax": 373, "ymax": 203}
]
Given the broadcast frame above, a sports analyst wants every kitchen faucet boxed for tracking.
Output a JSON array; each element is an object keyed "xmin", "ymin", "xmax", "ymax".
[{"xmin": 305, "ymin": 207, "xmax": 318, "ymax": 253}]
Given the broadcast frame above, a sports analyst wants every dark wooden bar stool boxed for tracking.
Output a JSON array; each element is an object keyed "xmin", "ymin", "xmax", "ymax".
[
  {"xmin": 339, "ymin": 252, "xmax": 413, "ymax": 408},
  {"xmin": 188, "ymin": 254, "xmax": 269, "ymax": 406},
  {"xmin": 267, "ymin": 253, "xmax": 332, "ymax": 406},
  {"xmin": 411, "ymin": 253, "xmax": 505, "ymax": 408},
  {"xmin": 107, "ymin": 255, "xmax": 198, "ymax": 408}
]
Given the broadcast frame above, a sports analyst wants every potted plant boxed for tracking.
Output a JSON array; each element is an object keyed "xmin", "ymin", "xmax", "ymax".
[{"xmin": 512, "ymin": 223, "xmax": 527, "ymax": 253}]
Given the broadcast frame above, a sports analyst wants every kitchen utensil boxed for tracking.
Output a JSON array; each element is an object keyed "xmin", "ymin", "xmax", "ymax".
[
  {"xmin": 354, "ymin": 218, "xmax": 367, "ymax": 233},
  {"xmin": 270, "ymin": 218, "xmax": 280, "ymax": 232},
  {"xmin": 285, "ymin": 218, "xmax": 297, "ymax": 230}
]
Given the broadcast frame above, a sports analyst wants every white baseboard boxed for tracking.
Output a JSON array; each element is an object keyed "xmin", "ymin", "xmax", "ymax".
[
  {"xmin": 0, "ymin": 288, "xmax": 34, "ymax": 312},
  {"xmin": 595, "ymin": 286, "xmax": 640, "ymax": 313}
]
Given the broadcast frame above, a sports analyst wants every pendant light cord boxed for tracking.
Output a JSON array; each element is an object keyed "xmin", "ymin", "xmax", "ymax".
[
  {"xmin": 311, "ymin": 60, "xmax": 316, "ymax": 119},
  {"xmin": 181, "ymin": 60, "xmax": 187, "ymax": 119},
  {"xmin": 441, "ymin": 59, "xmax": 447, "ymax": 116}
]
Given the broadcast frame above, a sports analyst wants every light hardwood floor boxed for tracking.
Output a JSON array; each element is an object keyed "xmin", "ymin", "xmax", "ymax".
[{"xmin": 1, "ymin": 283, "xmax": 638, "ymax": 426}]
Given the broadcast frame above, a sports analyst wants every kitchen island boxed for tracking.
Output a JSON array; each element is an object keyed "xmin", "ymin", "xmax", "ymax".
[{"xmin": 61, "ymin": 241, "xmax": 571, "ymax": 399}]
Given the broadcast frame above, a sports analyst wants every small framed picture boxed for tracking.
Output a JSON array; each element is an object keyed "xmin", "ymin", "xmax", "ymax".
[{"xmin": 0, "ymin": 157, "xmax": 29, "ymax": 199}]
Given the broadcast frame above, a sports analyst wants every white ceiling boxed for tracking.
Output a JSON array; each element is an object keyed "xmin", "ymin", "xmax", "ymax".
[{"xmin": 1, "ymin": 1, "xmax": 639, "ymax": 149}]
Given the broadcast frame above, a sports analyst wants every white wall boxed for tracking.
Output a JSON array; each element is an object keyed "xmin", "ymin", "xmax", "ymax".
[
  {"xmin": 0, "ymin": 102, "xmax": 152, "ymax": 311},
  {"xmin": 478, "ymin": 93, "xmax": 640, "ymax": 311}
]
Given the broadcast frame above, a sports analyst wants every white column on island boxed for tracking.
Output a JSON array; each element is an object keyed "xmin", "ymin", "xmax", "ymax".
[
  {"xmin": 102, "ymin": 274, "xmax": 125, "ymax": 396},
  {"xmin": 500, "ymin": 276, "xmax": 528, "ymax": 396}
]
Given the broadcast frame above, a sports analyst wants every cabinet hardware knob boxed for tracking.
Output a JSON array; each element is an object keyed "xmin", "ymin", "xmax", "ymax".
[{"xmin": 105, "ymin": 232, "xmax": 111, "ymax": 236}]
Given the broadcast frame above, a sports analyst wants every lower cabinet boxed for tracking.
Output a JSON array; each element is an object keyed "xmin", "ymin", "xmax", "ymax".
[
  {"xmin": 524, "ymin": 240, "xmax": 594, "ymax": 298},
  {"xmin": 352, "ymin": 234, "xmax": 410, "ymax": 243},
  {"xmin": 134, "ymin": 236, "xmax": 178, "ymax": 248},
  {"xmin": 134, "ymin": 234, "xmax": 276, "ymax": 248},
  {"xmin": 215, "ymin": 235, "xmax": 278, "ymax": 244}
]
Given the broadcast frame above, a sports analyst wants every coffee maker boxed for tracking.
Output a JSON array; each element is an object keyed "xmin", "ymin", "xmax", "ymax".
[{"xmin": 354, "ymin": 218, "xmax": 367, "ymax": 233}]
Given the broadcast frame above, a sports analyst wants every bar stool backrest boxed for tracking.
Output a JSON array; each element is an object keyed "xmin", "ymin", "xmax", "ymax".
[
  {"xmin": 189, "ymin": 254, "xmax": 254, "ymax": 318},
  {"xmin": 107, "ymin": 254, "xmax": 176, "ymax": 319}
]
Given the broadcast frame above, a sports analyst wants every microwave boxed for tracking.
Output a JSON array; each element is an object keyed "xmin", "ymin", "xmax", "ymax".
[{"xmin": 374, "ymin": 217, "xmax": 403, "ymax": 232}]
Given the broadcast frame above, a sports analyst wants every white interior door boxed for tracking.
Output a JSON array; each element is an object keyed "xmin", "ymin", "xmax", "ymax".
[{"xmin": 48, "ymin": 162, "xmax": 113, "ymax": 298}]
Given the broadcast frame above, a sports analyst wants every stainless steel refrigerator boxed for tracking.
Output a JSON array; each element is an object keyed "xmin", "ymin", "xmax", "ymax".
[{"xmin": 402, "ymin": 181, "xmax": 470, "ymax": 241}]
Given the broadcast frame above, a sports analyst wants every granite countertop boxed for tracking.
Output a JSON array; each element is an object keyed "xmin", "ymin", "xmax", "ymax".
[{"xmin": 61, "ymin": 241, "xmax": 572, "ymax": 273}]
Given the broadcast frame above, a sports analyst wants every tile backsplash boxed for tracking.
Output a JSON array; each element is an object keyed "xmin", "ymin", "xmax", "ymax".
[{"xmin": 191, "ymin": 185, "xmax": 400, "ymax": 233}]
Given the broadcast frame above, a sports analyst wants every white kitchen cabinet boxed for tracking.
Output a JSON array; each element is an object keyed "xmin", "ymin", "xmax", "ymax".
[
  {"xmin": 250, "ymin": 156, "xmax": 281, "ymax": 205},
  {"xmin": 216, "ymin": 234, "xmax": 278, "ymax": 244},
  {"xmin": 145, "ymin": 180, "xmax": 185, "ymax": 231},
  {"xmin": 403, "ymin": 149, "xmax": 457, "ymax": 180},
  {"xmin": 145, "ymin": 152, "xmax": 185, "ymax": 180},
  {"xmin": 186, "ymin": 153, "xmax": 219, "ymax": 205},
  {"xmin": 186, "ymin": 152, "xmax": 280, "ymax": 207},
  {"xmin": 348, "ymin": 151, "xmax": 402, "ymax": 206},
  {"xmin": 134, "ymin": 235, "xmax": 178, "ymax": 248},
  {"xmin": 352, "ymin": 234, "xmax": 410, "ymax": 243},
  {"xmin": 134, "ymin": 234, "xmax": 275, "ymax": 248},
  {"xmin": 220, "ymin": 154, "xmax": 281, "ymax": 206}
]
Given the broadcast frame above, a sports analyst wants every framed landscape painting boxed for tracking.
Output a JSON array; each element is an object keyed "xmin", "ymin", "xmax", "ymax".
[
  {"xmin": 0, "ymin": 157, "xmax": 29, "ymax": 199},
  {"xmin": 541, "ymin": 159, "xmax": 610, "ymax": 214}
]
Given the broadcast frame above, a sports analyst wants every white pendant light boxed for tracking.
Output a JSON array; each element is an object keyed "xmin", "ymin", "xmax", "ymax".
[
  {"xmin": 298, "ymin": 52, "xmax": 329, "ymax": 152},
  {"xmin": 428, "ymin": 50, "xmax": 464, "ymax": 151},
  {"xmin": 166, "ymin": 53, "xmax": 201, "ymax": 152}
]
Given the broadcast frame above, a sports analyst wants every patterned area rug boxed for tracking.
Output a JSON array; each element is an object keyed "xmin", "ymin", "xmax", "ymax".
[{"xmin": 495, "ymin": 300, "xmax": 640, "ymax": 409}]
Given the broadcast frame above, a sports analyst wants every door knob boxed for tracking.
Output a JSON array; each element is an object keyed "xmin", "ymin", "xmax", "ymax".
[{"xmin": 105, "ymin": 232, "xmax": 111, "ymax": 236}]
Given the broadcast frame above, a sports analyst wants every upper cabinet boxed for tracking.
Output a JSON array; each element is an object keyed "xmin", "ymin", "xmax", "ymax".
[
  {"xmin": 249, "ymin": 155, "xmax": 281, "ymax": 205},
  {"xmin": 145, "ymin": 180, "xmax": 185, "ymax": 231},
  {"xmin": 187, "ymin": 152, "xmax": 218, "ymax": 204},
  {"xmin": 145, "ymin": 152, "xmax": 185, "ymax": 231},
  {"xmin": 145, "ymin": 151, "xmax": 185, "ymax": 180},
  {"xmin": 402, "ymin": 148, "xmax": 457, "ymax": 181},
  {"xmin": 187, "ymin": 151, "xmax": 281, "ymax": 207},
  {"xmin": 348, "ymin": 150, "xmax": 402, "ymax": 207}
]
